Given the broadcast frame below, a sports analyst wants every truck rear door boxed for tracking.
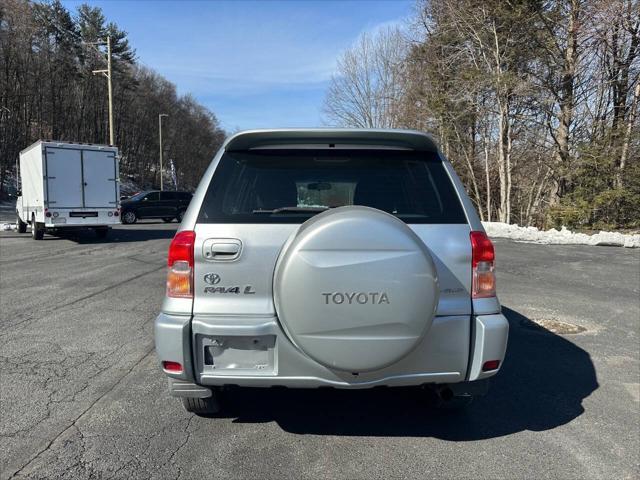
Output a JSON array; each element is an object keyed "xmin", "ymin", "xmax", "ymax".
[
  {"xmin": 46, "ymin": 147, "xmax": 83, "ymax": 208},
  {"xmin": 83, "ymin": 149, "xmax": 118, "ymax": 208}
]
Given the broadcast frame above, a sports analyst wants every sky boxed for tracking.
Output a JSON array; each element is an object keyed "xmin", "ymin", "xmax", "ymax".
[{"xmin": 62, "ymin": 0, "xmax": 414, "ymax": 132}]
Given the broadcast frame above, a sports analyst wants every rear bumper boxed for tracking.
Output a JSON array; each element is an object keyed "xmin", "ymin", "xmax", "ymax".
[
  {"xmin": 155, "ymin": 311, "xmax": 509, "ymax": 395},
  {"xmin": 467, "ymin": 313, "xmax": 509, "ymax": 381},
  {"xmin": 44, "ymin": 212, "xmax": 120, "ymax": 228},
  {"xmin": 44, "ymin": 223, "xmax": 115, "ymax": 229},
  {"xmin": 19, "ymin": 206, "xmax": 119, "ymax": 226}
]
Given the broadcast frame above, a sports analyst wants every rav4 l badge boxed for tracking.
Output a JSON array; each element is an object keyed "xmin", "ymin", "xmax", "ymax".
[{"xmin": 203, "ymin": 273, "xmax": 256, "ymax": 295}]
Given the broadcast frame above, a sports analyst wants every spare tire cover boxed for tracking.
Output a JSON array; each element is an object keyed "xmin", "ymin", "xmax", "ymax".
[{"xmin": 273, "ymin": 206, "xmax": 439, "ymax": 372}]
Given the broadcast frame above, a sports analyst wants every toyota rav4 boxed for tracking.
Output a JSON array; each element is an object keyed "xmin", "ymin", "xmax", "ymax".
[{"xmin": 155, "ymin": 129, "xmax": 509, "ymax": 414}]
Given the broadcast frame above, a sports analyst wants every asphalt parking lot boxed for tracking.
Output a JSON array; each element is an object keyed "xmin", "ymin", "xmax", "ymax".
[{"xmin": 1, "ymin": 221, "xmax": 639, "ymax": 479}]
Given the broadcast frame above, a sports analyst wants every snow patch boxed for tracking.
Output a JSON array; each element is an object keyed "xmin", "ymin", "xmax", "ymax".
[
  {"xmin": 2, "ymin": 223, "xmax": 16, "ymax": 231},
  {"xmin": 482, "ymin": 222, "xmax": 640, "ymax": 248}
]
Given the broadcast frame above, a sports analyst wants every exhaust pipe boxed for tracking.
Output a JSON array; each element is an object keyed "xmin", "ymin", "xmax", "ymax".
[
  {"xmin": 424, "ymin": 384, "xmax": 473, "ymax": 409},
  {"xmin": 425, "ymin": 380, "xmax": 489, "ymax": 409},
  {"xmin": 435, "ymin": 385, "xmax": 455, "ymax": 402}
]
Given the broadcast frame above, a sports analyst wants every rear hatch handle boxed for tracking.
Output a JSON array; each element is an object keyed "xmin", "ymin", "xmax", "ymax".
[{"xmin": 202, "ymin": 238, "xmax": 242, "ymax": 261}]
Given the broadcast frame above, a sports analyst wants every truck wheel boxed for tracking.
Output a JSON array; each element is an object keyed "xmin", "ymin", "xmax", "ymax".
[
  {"xmin": 95, "ymin": 227, "xmax": 109, "ymax": 239},
  {"xmin": 182, "ymin": 394, "xmax": 221, "ymax": 416},
  {"xmin": 17, "ymin": 217, "xmax": 27, "ymax": 233},
  {"xmin": 121, "ymin": 211, "xmax": 137, "ymax": 224},
  {"xmin": 162, "ymin": 217, "xmax": 174, "ymax": 223},
  {"xmin": 31, "ymin": 216, "xmax": 44, "ymax": 240}
]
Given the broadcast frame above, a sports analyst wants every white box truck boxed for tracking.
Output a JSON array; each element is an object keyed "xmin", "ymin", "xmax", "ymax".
[{"xmin": 16, "ymin": 141, "xmax": 120, "ymax": 240}]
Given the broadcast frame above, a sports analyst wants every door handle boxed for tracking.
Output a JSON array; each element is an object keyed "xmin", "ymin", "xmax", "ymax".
[
  {"xmin": 202, "ymin": 239, "xmax": 242, "ymax": 261},
  {"xmin": 212, "ymin": 243, "xmax": 240, "ymax": 255}
]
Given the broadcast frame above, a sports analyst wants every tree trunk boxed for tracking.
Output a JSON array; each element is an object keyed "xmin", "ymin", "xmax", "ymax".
[
  {"xmin": 484, "ymin": 141, "xmax": 491, "ymax": 222},
  {"xmin": 616, "ymin": 83, "xmax": 640, "ymax": 188},
  {"xmin": 505, "ymin": 115, "xmax": 512, "ymax": 223},
  {"xmin": 497, "ymin": 100, "xmax": 511, "ymax": 223},
  {"xmin": 553, "ymin": 0, "xmax": 580, "ymax": 201}
]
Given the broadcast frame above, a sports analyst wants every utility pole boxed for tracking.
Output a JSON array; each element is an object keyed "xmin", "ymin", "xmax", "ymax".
[
  {"xmin": 159, "ymin": 113, "xmax": 168, "ymax": 191},
  {"xmin": 91, "ymin": 35, "xmax": 114, "ymax": 146},
  {"xmin": 106, "ymin": 36, "xmax": 114, "ymax": 146}
]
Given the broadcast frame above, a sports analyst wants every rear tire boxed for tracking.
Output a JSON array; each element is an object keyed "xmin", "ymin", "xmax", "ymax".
[
  {"xmin": 17, "ymin": 217, "xmax": 27, "ymax": 233},
  {"xmin": 162, "ymin": 217, "xmax": 174, "ymax": 223},
  {"xmin": 182, "ymin": 394, "xmax": 221, "ymax": 416},
  {"xmin": 121, "ymin": 211, "xmax": 137, "ymax": 224},
  {"xmin": 31, "ymin": 216, "xmax": 44, "ymax": 240}
]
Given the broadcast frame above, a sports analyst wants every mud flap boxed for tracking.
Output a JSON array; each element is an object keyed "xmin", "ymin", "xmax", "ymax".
[{"xmin": 169, "ymin": 378, "xmax": 212, "ymax": 398}]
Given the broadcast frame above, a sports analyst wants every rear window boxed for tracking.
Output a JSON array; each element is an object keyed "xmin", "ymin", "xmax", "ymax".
[{"xmin": 198, "ymin": 150, "xmax": 467, "ymax": 224}]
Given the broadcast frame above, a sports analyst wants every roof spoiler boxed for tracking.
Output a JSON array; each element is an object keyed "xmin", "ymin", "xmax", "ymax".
[{"xmin": 224, "ymin": 129, "xmax": 440, "ymax": 153}]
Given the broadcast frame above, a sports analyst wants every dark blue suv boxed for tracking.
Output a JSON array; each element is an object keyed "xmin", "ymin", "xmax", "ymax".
[{"xmin": 120, "ymin": 191, "xmax": 192, "ymax": 224}]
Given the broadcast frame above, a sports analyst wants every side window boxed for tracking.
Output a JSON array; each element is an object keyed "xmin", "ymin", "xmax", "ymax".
[
  {"xmin": 161, "ymin": 192, "xmax": 177, "ymax": 201},
  {"xmin": 145, "ymin": 192, "xmax": 160, "ymax": 201},
  {"xmin": 179, "ymin": 192, "xmax": 192, "ymax": 201}
]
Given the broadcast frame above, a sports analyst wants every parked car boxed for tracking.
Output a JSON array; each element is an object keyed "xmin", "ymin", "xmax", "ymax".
[
  {"xmin": 120, "ymin": 190, "xmax": 192, "ymax": 224},
  {"xmin": 16, "ymin": 140, "xmax": 120, "ymax": 240},
  {"xmin": 155, "ymin": 129, "xmax": 509, "ymax": 415}
]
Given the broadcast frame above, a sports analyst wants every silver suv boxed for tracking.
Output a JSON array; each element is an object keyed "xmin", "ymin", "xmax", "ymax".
[{"xmin": 155, "ymin": 129, "xmax": 508, "ymax": 414}]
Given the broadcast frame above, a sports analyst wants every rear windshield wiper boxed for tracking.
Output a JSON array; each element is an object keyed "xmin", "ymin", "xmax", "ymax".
[{"xmin": 252, "ymin": 206, "xmax": 329, "ymax": 214}]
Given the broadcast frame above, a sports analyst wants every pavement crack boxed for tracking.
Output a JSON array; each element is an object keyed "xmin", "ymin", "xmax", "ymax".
[
  {"xmin": 163, "ymin": 415, "xmax": 195, "ymax": 480},
  {"xmin": 126, "ymin": 255, "xmax": 163, "ymax": 266},
  {"xmin": 0, "ymin": 264, "xmax": 164, "ymax": 337},
  {"xmin": 57, "ymin": 265, "xmax": 165, "ymax": 311},
  {"xmin": 9, "ymin": 347, "xmax": 156, "ymax": 479}
]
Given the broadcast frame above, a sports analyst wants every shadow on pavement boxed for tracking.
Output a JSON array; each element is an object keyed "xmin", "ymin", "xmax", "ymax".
[
  {"xmin": 0, "ymin": 234, "xmax": 26, "ymax": 239},
  {"xmin": 220, "ymin": 306, "xmax": 598, "ymax": 439},
  {"xmin": 50, "ymin": 225, "xmax": 176, "ymax": 244}
]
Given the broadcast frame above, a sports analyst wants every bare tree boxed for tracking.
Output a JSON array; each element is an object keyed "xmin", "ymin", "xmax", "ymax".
[
  {"xmin": 423, "ymin": 0, "xmax": 536, "ymax": 223},
  {"xmin": 323, "ymin": 27, "xmax": 408, "ymax": 128},
  {"xmin": 593, "ymin": 0, "xmax": 640, "ymax": 188},
  {"xmin": 528, "ymin": 0, "xmax": 584, "ymax": 203}
]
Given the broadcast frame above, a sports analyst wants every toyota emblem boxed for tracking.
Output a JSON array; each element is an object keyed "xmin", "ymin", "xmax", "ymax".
[{"xmin": 204, "ymin": 273, "xmax": 221, "ymax": 285}]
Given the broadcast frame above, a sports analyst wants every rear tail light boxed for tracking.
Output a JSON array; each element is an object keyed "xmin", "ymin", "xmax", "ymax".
[
  {"xmin": 470, "ymin": 231, "xmax": 496, "ymax": 298},
  {"xmin": 167, "ymin": 230, "xmax": 195, "ymax": 298},
  {"xmin": 114, "ymin": 209, "xmax": 119, "ymax": 217},
  {"xmin": 162, "ymin": 361, "xmax": 183, "ymax": 373},
  {"xmin": 45, "ymin": 211, "xmax": 52, "ymax": 218}
]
